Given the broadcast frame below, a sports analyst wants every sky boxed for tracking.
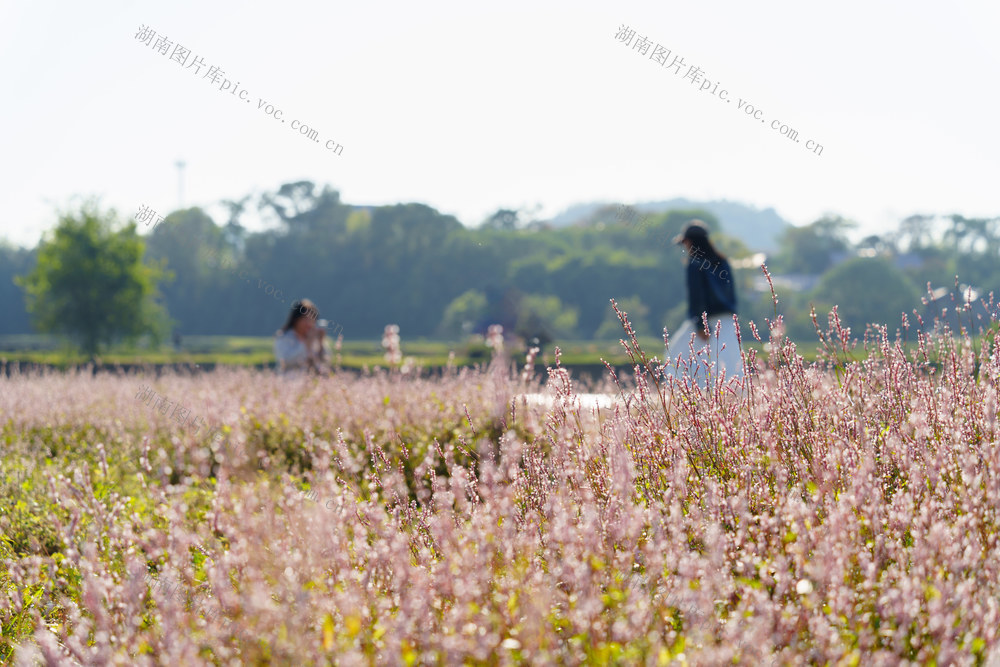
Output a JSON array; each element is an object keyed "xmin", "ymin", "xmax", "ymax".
[{"xmin": 1, "ymin": 1, "xmax": 998, "ymax": 249}]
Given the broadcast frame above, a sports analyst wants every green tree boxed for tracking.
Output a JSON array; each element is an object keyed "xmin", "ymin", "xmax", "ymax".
[
  {"xmin": 482, "ymin": 208, "xmax": 520, "ymax": 231},
  {"xmin": 439, "ymin": 289, "xmax": 488, "ymax": 338},
  {"xmin": 810, "ymin": 256, "xmax": 919, "ymax": 334},
  {"xmin": 0, "ymin": 242, "xmax": 35, "ymax": 334},
  {"xmin": 514, "ymin": 294, "xmax": 579, "ymax": 344},
  {"xmin": 145, "ymin": 208, "xmax": 230, "ymax": 334},
  {"xmin": 773, "ymin": 215, "xmax": 856, "ymax": 274},
  {"xmin": 16, "ymin": 202, "xmax": 171, "ymax": 355},
  {"xmin": 894, "ymin": 214, "xmax": 937, "ymax": 253}
]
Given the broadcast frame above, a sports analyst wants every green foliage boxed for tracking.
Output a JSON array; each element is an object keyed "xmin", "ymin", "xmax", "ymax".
[
  {"xmin": 438, "ymin": 289, "xmax": 488, "ymax": 337},
  {"xmin": 3, "ymin": 186, "xmax": 751, "ymax": 341},
  {"xmin": 0, "ymin": 242, "xmax": 34, "ymax": 335},
  {"xmin": 146, "ymin": 208, "xmax": 231, "ymax": 332},
  {"xmin": 0, "ymin": 466, "xmax": 65, "ymax": 556},
  {"xmin": 772, "ymin": 215, "xmax": 855, "ymax": 274},
  {"xmin": 134, "ymin": 188, "xmax": 724, "ymax": 340},
  {"xmin": 481, "ymin": 208, "xmax": 520, "ymax": 231},
  {"xmin": 514, "ymin": 294, "xmax": 579, "ymax": 343},
  {"xmin": 811, "ymin": 257, "xmax": 920, "ymax": 333},
  {"xmin": 16, "ymin": 202, "xmax": 171, "ymax": 355},
  {"xmin": 9, "ymin": 182, "xmax": 1000, "ymax": 348}
]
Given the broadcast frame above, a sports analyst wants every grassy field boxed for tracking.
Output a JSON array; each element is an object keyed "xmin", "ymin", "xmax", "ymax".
[{"xmin": 0, "ymin": 333, "xmax": 813, "ymax": 370}]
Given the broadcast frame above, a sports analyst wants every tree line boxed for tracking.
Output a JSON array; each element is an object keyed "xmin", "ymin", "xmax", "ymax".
[{"xmin": 2, "ymin": 181, "xmax": 998, "ymax": 352}]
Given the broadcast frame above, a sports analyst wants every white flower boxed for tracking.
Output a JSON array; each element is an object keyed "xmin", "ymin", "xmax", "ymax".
[{"xmin": 796, "ymin": 579, "xmax": 813, "ymax": 595}]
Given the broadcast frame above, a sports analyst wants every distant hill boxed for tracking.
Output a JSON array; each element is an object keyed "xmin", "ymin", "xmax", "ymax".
[{"xmin": 548, "ymin": 198, "xmax": 791, "ymax": 252}]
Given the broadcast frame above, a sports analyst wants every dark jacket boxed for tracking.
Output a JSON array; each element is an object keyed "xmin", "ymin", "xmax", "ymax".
[{"xmin": 687, "ymin": 254, "xmax": 737, "ymax": 322}]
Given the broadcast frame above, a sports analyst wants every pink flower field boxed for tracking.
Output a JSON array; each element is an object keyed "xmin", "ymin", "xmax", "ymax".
[{"xmin": 2, "ymin": 314, "xmax": 1000, "ymax": 665}]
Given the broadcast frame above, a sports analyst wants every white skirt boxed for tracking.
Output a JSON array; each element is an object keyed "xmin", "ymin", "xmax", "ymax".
[{"xmin": 662, "ymin": 313, "xmax": 744, "ymax": 386}]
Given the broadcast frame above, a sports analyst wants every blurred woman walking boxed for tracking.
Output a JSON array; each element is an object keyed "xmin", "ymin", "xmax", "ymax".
[{"xmin": 664, "ymin": 220, "xmax": 744, "ymax": 386}]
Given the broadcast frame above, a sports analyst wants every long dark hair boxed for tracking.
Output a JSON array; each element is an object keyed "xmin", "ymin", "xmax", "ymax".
[
  {"xmin": 687, "ymin": 236, "xmax": 727, "ymax": 264},
  {"xmin": 281, "ymin": 299, "xmax": 319, "ymax": 333}
]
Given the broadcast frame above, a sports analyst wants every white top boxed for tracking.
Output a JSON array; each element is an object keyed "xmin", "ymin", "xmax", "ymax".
[{"xmin": 274, "ymin": 328, "xmax": 329, "ymax": 374}]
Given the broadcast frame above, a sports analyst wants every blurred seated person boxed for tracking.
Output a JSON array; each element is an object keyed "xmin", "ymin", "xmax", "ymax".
[{"xmin": 274, "ymin": 299, "xmax": 330, "ymax": 375}]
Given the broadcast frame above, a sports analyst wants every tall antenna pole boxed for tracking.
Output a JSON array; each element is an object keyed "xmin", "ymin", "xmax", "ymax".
[{"xmin": 176, "ymin": 160, "xmax": 186, "ymax": 209}]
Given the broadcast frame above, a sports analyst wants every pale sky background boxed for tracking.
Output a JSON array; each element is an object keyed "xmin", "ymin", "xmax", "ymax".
[{"xmin": 1, "ymin": 1, "xmax": 998, "ymax": 249}]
